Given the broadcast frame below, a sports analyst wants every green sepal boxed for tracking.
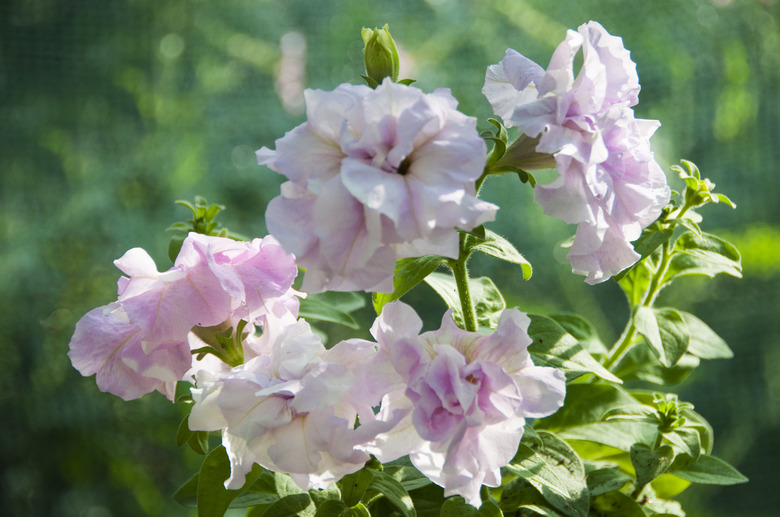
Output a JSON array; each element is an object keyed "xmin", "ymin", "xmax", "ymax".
[
  {"xmin": 458, "ymin": 224, "xmax": 487, "ymax": 240},
  {"xmin": 465, "ymin": 229, "xmax": 532, "ymax": 280},
  {"xmin": 397, "ymin": 78, "xmax": 417, "ymax": 85},
  {"xmin": 373, "ymin": 255, "xmax": 445, "ymax": 314},
  {"xmin": 504, "ymin": 431, "xmax": 589, "ymax": 517},
  {"xmin": 633, "ymin": 307, "xmax": 690, "ymax": 367},
  {"xmin": 527, "ymin": 314, "xmax": 621, "ymax": 383},
  {"xmin": 424, "ymin": 273, "xmax": 505, "ymax": 330},
  {"xmin": 300, "ymin": 291, "xmax": 366, "ymax": 329}
]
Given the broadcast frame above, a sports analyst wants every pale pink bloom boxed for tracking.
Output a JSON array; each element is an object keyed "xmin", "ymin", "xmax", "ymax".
[
  {"xmin": 188, "ymin": 319, "xmax": 378, "ymax": 490},
  {"xmin": 361, "ymin": 302, "xmax": 566, "ymax": 507},
  {"xmin": 483, "ymin": 21, "xmax": 670, "ymax": 283},
  {"xmin": 68, "ymin": 234, "xmax": 299, "ymax": 400},
  {"xmin": 259, "ymin": 79, "xmax": 497, "ymax": 293}
]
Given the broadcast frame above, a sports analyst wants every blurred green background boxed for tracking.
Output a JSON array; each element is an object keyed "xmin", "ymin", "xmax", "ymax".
[{"xmin": 2, "ymin": 0, "xmax": 778, "ymax": 515}]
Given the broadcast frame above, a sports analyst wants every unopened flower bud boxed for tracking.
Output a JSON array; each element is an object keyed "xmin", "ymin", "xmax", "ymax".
[{"xmin": 361, "ymin": 24, "xmax": 400, "ymax": 87}]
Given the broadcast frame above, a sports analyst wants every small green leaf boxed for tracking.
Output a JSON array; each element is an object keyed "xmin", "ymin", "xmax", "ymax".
[
  {"xmin": 466, "ymin": 230, "xmax": 532, "ymax": 279},
  {"xmin": 612, "ymin": 345, "xmax": 700, "ymax": 386},
  {"xmin": 664, "ymin": 427, "xmax": 701, "ymax": 459},
  {"xmin": 498, "ymin": 482, "xmax": 557, "ymax": 515},
  {"xmin": 439, "ymin": 497, "xmax": 502, "ymax": 516},
  {"xmin": 195, "ymin": 446, "xmax": 264, "ymax": 516},
  {"xmin": 549, "ymin": 312, "xmax": 607, "ymax": 355},
  {"xmin": 505, "ymin": 432, "xmax": 589, "ymax": 517},
  {"xmin": 631, "ymin": 227, "xmax": 676, "ymax": 265},
  {"xmin": 424, "ymin": 273, "xmax": 505, "ymax": 330},
  {"xmin": 340, "ymin": 469, "xmax": 374, "ymax": 507},
  {"xmin": 679, "ymin": 312, "xmax": 733, "ymax": 359},
  {"xmin": 670, "ymin": 454, "xmax": 748, "ymax": 485},
  {"xmin": 663, "ymin": 232, "xmax": 742, "ymax": 284},
  {"xmin": 260, "ymin": 493, "xmax": 315, "ymax": 517},
  {"xmin": 373, "ymin": 255, "xmax": 444, "ymax": 314},
  {"xmin": 299, "ymin": 300, "xmax": 359, "ymax": 329},
  {"xmin": 314, "ymin": 500, "xmax": 349, "ymax": 516},
  {"xmin": 585, "ymin": 468, "xmax": 633, "ymax": 497},
  {"xmin": 617, "ymin": 261, "xmax": 653, "ymax": 308},
  {"xmin": 187, "ymin": 430, "xmax": 210, "ymax": 456},
  {"xmin": 630, "ymin": 444, "xmax": 675, "ymax": 486},
  {"xmin": 176, "ymin": 415, "xmax": 194, "ymax": 447},
  {"xmin": 634, "ymin": 307, "xmax": 690, "ymax": 367},
  {"xmin": 590, "ymin": 491, "xmax": 645, "ymax": 517},
  {"xmin": 368, "ymin": 471, "xmax": 416, "ymax": 517},
  {"xmin": 527, "ymin": 314, "xmax": 621, "ymax": 383}
]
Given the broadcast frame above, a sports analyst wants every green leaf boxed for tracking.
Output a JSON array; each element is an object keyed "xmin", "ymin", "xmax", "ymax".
[
  {"xmin": 340, "ymin": 469, "xmax": 374, "ymax": 507},
  {"xmin": 585, "ymin": 468, "xmax": 633, "ymax": 497},
  {"xmin": 527, "ymin": 314, "xmax": 621, "ymax": 383},
  {"xmin": 169, "ymin": 234, "xmax": 186, "ymax": 263},
  {"xmin": 439, "ymin": 497, "xmax": 502, "ymax": 516},
  {"xmin": 631, "ymin": 227, "xmax": 676, "ymax": 265},
  {"xmin": 381, "ymin": 460, "xmax": 433, "ymax": 492},
  {"xmin": 498, "ymin": 483, "xmax": 559, "ymax": 516},
  {"xmin": 176, "ymin": 415, "xmax": 194, "ymax": 447},
  {"xmin": 259, "ymin": 493, "xmax": 315, "ymax": 517},
  {"xmin": 664, "ymin": 427, "xmax": 701, "ymax": 459},
  {"xmin": 424, "ymin": 273, "xmax": 505, "ymax": 330},
  {"xmin": 663, "ymin": 232, "xmax": 742, "ymax": 284},
  {"xmin": 634, "ymin": 307, "xmax": 690, "ymax": 367},
  {"xmin": 407, "ymin": 484, "xmax": 444, "ymax": 517},
  {"xmin": 679, "ymin": 312, "xmax": 733, "ymax": 359},
  {"xmin": 612, "ymin": 345, "xmax": 700, "ymax": 386},
  {"xmin": 315, "ymin": 500, "xmax": 349, "ymax": 516},
  {"xmin": 536, "ymin": 384, "xmax": 638, "ymax": 432},
  {"xmin": 549, "ymin": 312, "xmax": 608, "ymax": 355},
  {"xmin": 590, "ymin": 491, "xmax": 645, "ymax": 517},
  {"xmin": 650, "ymin": 473, "xmax": 691, "ymax": 499},
  {"xmin": 368, "ymin": 471, "xmax": 416, "ymax": 517},
  {"xmin": 373, "ymin": 255, "xmax": 444, "ymax": 314},
  {"xmin": 670, "ymin": 454, "xmax": 748, "ymax": 485},
  {"xmin": 557, "ymin": 422, "xmax": 659, "ymax": 453},
  {"xmin": 617, "ymin": 260, "xmax": 653, "ymax": 308},
  {"xmin": 300, "ymin": 292, "xmax": 366, "ymax": 329},
  {"xmin": 505, "ymin": 431, "xmax": 589, "ymax": 517},
  {"xmin": 188, "ymin": 430, "xmax": 210, "ymax": 455},
  {"xmin": 630, "ymin": 444, "xmax": 675, "ymax": 486},
  {"xmin": 194, "ymin": 446, "xmax": 264, "ymax": 517},
  {"xmin": 466, "ymin": 230, "xmax": 532, "ymax": 279}
]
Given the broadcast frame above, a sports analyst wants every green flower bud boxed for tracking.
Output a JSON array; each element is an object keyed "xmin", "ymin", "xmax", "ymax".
[{"xmin": 361, "ymin": 24, "xmax": 400, "ymax": 87}]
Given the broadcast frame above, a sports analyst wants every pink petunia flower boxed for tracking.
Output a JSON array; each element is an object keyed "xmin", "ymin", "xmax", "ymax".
[
  {"xmin": 360, "ymin": 301, "xmax": 566, "ymax": 507},
  {"xmin": 188, "ymin": 318, "xmax": 378, "ymax": 490},
  {"xmin": 483, "ymin": 21, "xmax": 670, "ymax": 283},
  {"xmin": 258, "ymin": 79, "xmax": 497, "ymax": 293},
  {"xmin": 68, "ymin": 234, "xmax": 300, "ymax": 400}
]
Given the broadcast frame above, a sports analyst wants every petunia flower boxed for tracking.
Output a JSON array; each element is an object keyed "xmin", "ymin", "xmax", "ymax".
[
  {"xmin": 360, "ymin": 301, "xmax": 566, "ymax": 507},
  {"xmin": 188, "ymin": 318, "xmax": 378, "ymax": 490},
  {"xmin": 483, "ymin": 21, "xmax": 670, "ymax": 283},
  {"xmin": 68, "ymin": 233, "xmax": 300, "ymax": 400},
  {"xmin": 259, "ymin": 78, "xmax": 497, "ymax": 293}
]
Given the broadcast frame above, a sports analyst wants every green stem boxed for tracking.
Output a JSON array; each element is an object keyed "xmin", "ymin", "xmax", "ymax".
[
  {"xmin": 604, "ymin": 237, "xmax": 675, "ymax": 371},
  {"xmin": 450, "ymin": 232, "xmax": 478, "ymax": 332}
]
